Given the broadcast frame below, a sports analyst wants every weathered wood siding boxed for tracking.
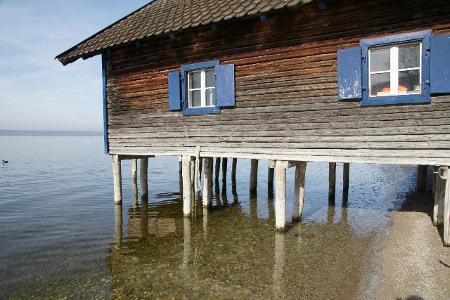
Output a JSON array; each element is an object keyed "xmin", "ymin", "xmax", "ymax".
[{"xmin": 106, "ymin": 0, "xmax": 450, "ymax": 165}]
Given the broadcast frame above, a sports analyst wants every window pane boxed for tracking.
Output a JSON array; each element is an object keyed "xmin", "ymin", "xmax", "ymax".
[
  {"xmin": 370, "ymin": 47, "xmax": 390, "ymax": 72},
  {"xmin": 205, "ymin": 88, "xmax": 216, "ymax": 106},
  {"xmin": 398, "ymin": 43, "xmax": 420, "ymax": 69},
  {"xmin": 205, "ymin": 69, "xmax": 215, "ymax": 88},
  {"xmin": 399, "ymin": 69, "xmax": 421, "ymax": 94},
  {"xmin": 189, "ymin": 72, "xmax": 201, "ymax": 89},
  {"xmin": 370, "ymin": 72, "xmax": 390, "ymax": 96},
  {"xmin": 190, "ymin": 90, "xmax": 201, "ymax": 107}
]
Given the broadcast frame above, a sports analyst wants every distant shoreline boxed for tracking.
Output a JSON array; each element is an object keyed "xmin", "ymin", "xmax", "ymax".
[{"xmin": 0, "ymin": 130, "xmax": 102, "ymax": 137}]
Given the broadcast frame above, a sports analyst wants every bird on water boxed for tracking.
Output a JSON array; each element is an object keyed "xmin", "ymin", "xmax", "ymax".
[{"xmin": 2, "ymin": 160, "xmax": 8, "ymax": 164}]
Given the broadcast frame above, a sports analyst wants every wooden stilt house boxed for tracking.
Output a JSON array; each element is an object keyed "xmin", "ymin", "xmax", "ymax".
[{"xmin": 57, "ymin": 0, "xmax": 450, "ymax": 243}]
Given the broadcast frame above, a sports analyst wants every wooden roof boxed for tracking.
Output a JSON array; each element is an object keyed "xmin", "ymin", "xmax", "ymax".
[{"xmin": 56, "ymin": 0, "xmax": 312, "ymax": 65}]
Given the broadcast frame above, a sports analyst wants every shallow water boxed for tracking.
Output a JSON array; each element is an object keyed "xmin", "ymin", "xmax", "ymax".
[{"xmin": 0, "ymin": 136, "xmax": 418, "ymax": 299}]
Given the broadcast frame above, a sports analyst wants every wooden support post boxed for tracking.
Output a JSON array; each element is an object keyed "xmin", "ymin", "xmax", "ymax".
[
  {"xmin": 194, "ymin": 158, "xmax": 201, "ymax": 198},
  {"xmin": 293, "ymin": 162, "xmax": 307, "ymax": 222},
  {"xmin": 140, "ymin": 157, "xmax": 149, "ymax": 200},
  {"xmin": 203, "ymin": 158, "xmax": 213, "ymax": 207},
  {"xmin": 132, "ymin": 159, "xmax": 138, "ymax": 207},
  {"xmin": 231, "ymin": 158, "xmax": 237, "ymax": 180},
  {"xmin": 343, "ymin": 163, "xmax": 350, "ymax": 203},
  {"xmin": 250, "ymin": 159, "xmax": 259, "ymax": 194},
  {"xmin": 416, "ymin": 165, "xmax": 428, "ymax": 193},
  {"xmin": 275, "ymin": 161, "xmax": 288, "ymax": 231},
  {"xmin": 434, "ymin": 171, "xmax": 445, "ymax": 226},
  {"xmin": 178, "ymin": 157, "xmax": 183, "ymax": 194},
  {"xmin": 440, "ymin": 166, "xmax": 450, "ymax": 246},
  {"xmin": 222, "ymin": 157, "xmax": 228, "ymax": 184},
  {"xmin": 268, "ymin": 166, "xmax": 274, "ymax": 189},
  {"xmin": 112, "ymin": 155, "xmax": 122, "ymax": 204},
  {"xmin": 328, "ymin": 162, "xmax": 336, "ymax": 204},
  {"xmin": 215, "ymin": 157, "xmax": 221, "ymax": 182},
  {"xmin": 182, "ymin": 156, "xmax": 193, "ymax": 217}
]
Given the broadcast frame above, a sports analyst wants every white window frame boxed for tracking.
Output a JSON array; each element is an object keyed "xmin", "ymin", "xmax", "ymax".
[
  {"xmin": 187, "ymin": 69, "xmax": 216, "ymax": 108},
  {"xmin": 368, "ymin": 42, "xmax": 422, "ymax": 97}
]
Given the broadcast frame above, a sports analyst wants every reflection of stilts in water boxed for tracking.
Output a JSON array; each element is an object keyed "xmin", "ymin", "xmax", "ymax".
[
  {"xmin": 222, "ymin": 169, "xmax": 228, "ymax": 205},
  {"xmin": 202, "ymin": 207, "xmax": 208, "ymax": 238},
  {"xmin": 327, "ymin": 204, "xmax": 335, "ymax": 224},
  {"xmin": 232, "ymin": 176, "xmax": 238, "ymax": 205},
  {"xmin": 182, "ymin": 217, "xmax": 191, "ymax": 271},
  {"xmin": 272, "ymin": 232, "xmax": 285, "ymax": 299},
  {"xmin": 114, "ymin": 203, "xmax": 123, "ymax": 248},
  {"xmin": 268, "ymin": 189, "xmax": 275, "ymax": 221},
  {"xmin": 141, "ymin": 199, "xmax": 149, "ymax": 238},
  {"xmin": 215, "ymin": 176, "xmax": 222, "ymax": 206},
  {"xmin": 250, "ymin": 194, "xmax": 257, "ymax": 219}
]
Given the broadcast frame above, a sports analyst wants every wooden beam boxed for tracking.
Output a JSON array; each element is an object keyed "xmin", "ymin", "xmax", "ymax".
[
  {"xmin": 140, "ymin": 157, "xmax": 148, "ymax": 200},
  {"xmin": 328, "ymin": 162, "xmax": 336, "ymax": 204},
  {"xmin": 203, "ymin": 158, "xmax": 213, "ymax": 207},
  {"xmin": 293, "ymin": 162, "xmax": 307, "ymax": 222},
  {"xmin": 132, "ymin": 159, "xmax": 138, "ymax": 207},
  {"xmin": 416, "ymin": 165, "xmax": 428, "ymax": 193},
  {"xmin": 275, "ymin": 160, "xmax": 288, "ymax": 231},
  {"xmin": 182, "ymin": 156, "xmax": 193, "ymax": 217},
  {"xmin": 112, "ymin": 155, "xmax": 122, "ymax": 204},
  {"xmin": 250, "ymin": 159, "xmax": 259, "ymax": 194},
  {"xmin": 343, "ymin": 163, "xmax": 350, "ymax": 202}
]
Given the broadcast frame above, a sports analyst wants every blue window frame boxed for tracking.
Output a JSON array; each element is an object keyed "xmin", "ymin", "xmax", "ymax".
[
  {"xmin": 180, "ymin": 60, "xmax": 220, "ymax": 115},
  {"xmin": 360, "ymin": 30, "xmax": 432, "ymax": 106}
]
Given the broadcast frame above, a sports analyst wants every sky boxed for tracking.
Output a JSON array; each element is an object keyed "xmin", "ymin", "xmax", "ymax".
[{"xmin": 0, "ymin": 0, "xmax": 148, "ymax": 131}]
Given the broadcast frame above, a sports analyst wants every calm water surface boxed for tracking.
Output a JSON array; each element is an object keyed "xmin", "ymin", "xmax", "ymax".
[{"xmin": 0, "ymin": 136, "xmax": 418, "ymax": 299}]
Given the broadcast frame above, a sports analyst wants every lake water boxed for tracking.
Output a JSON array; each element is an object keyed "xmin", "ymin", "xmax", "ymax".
[{"xmin": 0, "ymin": 136, "xmax": 419, "ymax": 299}]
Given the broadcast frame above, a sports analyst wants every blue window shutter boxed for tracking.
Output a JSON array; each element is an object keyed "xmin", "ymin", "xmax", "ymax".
[
  {"xmin": 168, "ymin": 71, "xmax": 181, "ymax": 110},
  {"xmin": 216, "ymin": 64, "xmax": 235, "ymax": 107},
  {"xmin": 431, "ymin": 35, "xmax": 450, "ymax": 94},
  {"xmin": 337, "ymin": 47, "xmax": 362, "ymax": 101}
]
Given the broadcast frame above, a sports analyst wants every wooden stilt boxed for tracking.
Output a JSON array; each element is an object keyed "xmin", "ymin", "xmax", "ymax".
[
  {"xmin": 275, "ymin": 160, "xmax": 288, "ymax": 231},
  {"xmin": 328, "ymin": 162, "xmax": 336, "ymax": 204},
  {"xmin": 231, "ymin": 158, "xmax": 237, "ymax": 180},
  {"xmin": 215, "ymin": 157, "xmax": 221, "ymax": 182},
  {"xmin": 132, "ymin": 159, "xmax": 138, "ymax": 207},
  {"xmin": 202, "ymin": 158, "xmax": 213, "ymax": 207},
  {"xmin": 190, "ymin": 158, "xmax": 195, "ymax": 189},
  {"xmin": 112, "ymin": 155, "xmax": 122, "ymax": 204},
  {"xmin": 343, "ymin": 163, "xmax": 349, "ymax": 202},
  {"xmin": 268, "ymin": 166, "xmax": 274, "ymax": 190},
  {"xmin": 293, "ymin": 162, "xmax": 307, "ymax": 222},
  {"xmin": 178, "ymin": 157, "xmax": 183, "ymax": 194},
  {"xmin": 416, "ymin": 165, "xmax": 428, "ymax": 193},
  {"xmin": 194, "ymin": 157, "xmax": 201, "ymax": 198},
  {"xmin": 182, "ymin": 156, "xmax": 193, "ymax": 217},
  {"xmin": 434, "ymin": 171, "xmax": 445, "ymax": 226},
  {"xmin": 140, "ymin": 157, "xmax": 149, "ymax": 200},
  {"xmin": 222, "ymin": 157, "xmax": 228, "ymax": 185},
  {"xmin": 441, "ymin": 166, "xmax": 450, "ymax": 246},
  {"xmin": 250, "ymin": 159, "xmax": 259, "ymax": 194}
]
